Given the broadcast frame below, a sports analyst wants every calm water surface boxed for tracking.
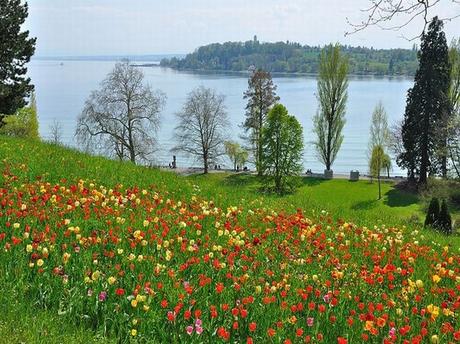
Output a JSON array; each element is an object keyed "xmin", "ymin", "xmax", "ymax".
[{"xmin": 28, "ymin": 59, "xmax": 413, "ymax": 175}]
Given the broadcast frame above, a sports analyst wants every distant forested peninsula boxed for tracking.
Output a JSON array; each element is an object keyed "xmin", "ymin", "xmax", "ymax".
[{"xmin": 160, "ymin": 37, "xmax": 418, "ymax": 76}]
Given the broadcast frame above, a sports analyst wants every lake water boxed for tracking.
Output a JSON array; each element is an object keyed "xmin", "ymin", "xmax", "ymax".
[{"xmin": 28, "ymin": 59, "xmax": 413, "ymax": 175}]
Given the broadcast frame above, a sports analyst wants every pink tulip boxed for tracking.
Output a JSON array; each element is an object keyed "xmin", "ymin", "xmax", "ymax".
[{"xmin": 98, "ymin": 291, "xmax": 107, "ymax": 302}]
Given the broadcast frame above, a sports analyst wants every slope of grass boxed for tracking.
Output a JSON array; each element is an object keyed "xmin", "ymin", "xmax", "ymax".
[
  {"xmin": 189, "ymin": 173, "xmax": 422, "ymax": 228},
  {"xmin": 1, "ymin": 136, "xmax": 459, "ymax": 343},
  {"xmin": 2, "ymin": 136, "xmax": 457, "ymax": 243}
]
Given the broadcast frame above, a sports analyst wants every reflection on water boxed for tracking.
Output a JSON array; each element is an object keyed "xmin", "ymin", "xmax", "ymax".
[{"xmin": 29, "ymin": 59, "xmax": 413, "ymax": 176}]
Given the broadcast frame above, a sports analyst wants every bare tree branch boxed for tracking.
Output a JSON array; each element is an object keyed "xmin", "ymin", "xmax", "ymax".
[{"xmin": 346, "ymin": 0, "xmax": 460, "ymax": 40}]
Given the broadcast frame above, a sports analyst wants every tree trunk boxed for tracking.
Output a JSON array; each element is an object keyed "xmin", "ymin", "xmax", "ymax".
[
  {"xmin": 419, "ymin": 158, "xmax": 427, "ymax": 185},
  {"xmin": 129, "ymin": 148, "xmax": 136, "ymax": 163},
  {"xmin": 257, "ymin": 131, "xmax": 263, "ymax": 176},
  {"xmin": 378, "ymin": 171, "xmax": 381, "ymax": 200},
  {"xmin": 203, "ymin": 152, "xmax": 208, "ymax": 174},
  {"xmin": 441, "ymin": 155, "xmax": 447, "ymax": 179}
]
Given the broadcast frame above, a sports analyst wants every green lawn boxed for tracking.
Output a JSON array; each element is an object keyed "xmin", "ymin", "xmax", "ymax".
[
  {"xmin": 188, "ymin": 173, "xmax": 422, "ymax": 228},
  {"xmin": 0, "ymin": 136, "xmax": 458, "ymax": 343}
]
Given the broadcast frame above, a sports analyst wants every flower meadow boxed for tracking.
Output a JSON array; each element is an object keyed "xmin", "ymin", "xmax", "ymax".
[{"xmin": 1, "ymin": 160, "xmax": 460, "ymax": 343}]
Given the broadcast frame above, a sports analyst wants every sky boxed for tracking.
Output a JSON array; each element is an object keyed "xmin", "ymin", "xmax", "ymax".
[{"xmin": 25, "ymin": 0, "xmax": 460, "ymax": 56}]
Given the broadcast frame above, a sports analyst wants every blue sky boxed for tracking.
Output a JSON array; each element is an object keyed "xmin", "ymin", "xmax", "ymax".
[{"xmin": 26, "ymin": 0, "xmax": 460, "ymax": 56}]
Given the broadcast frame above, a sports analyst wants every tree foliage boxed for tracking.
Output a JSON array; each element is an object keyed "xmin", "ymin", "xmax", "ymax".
[
  {"xmin": 313, "ymin": 44, "xmax": 348, "ymax": 172},
  {"xmin": 450, "ymin": 39, "xmax": 460, "ymax": 116},
  {"xmin": 173, "ymin": 86, "xmax": 229, "ymax": 174},
  {"xmin": 261, "ymin": 104, "xmax": 304, "ymax": 194},
  {"xmin": 0, "ymin": 93, "xmax": 39, "ymax": 140},
  {"xmin": 369, "ymin": 145, "xmax": 390, "ymax": 199},
  {"xmin": 438, "ymin": 199, "xmax": 453, "ymax": 234},
  {"xmin": 0, "ymin": 0, "xmax": 36, "ymax": 119},
  {"xmin": 161, "ymin": 40, "xmax": 418, "ymax": 76},
  {"xmin": 369, "ymin": 102, "xmax": 390, "ymax": 149},
  {"xmin": 425, "ymin": 197, "xmax": 440, "ymax": 228},
  {"xmin": 242, "ymin": 69, "xmax": 279, "ymax": 176},
  {"xmin": 224, "ymin": 141, "xmax": 248, "ymax": 171},
  {"xmin": 449, "ymin": 39, "xmax": 460, "ymax": 178},
  {"xmin": 398, "ymin": 17, "xmax": 451, "ymax": 184},
  {"xmin": 424, "ymin": 197, "xmax": 453, "ymax": 234},
  {"xmin": 75, "ymin": 61, "xmax": 165, "ymax": 164},
  {"xmin": 368, "ymin": 102, "xmax": 391, "ymax": 196}
]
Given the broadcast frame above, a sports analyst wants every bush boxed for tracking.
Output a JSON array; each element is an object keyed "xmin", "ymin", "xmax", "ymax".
[
  {"xmin": 438, "ymin": 199, "xmax": 453, "ymax": 235},
  {"xmin": 451, "ymin": 188, "xmax": 460, "ymax": 208},
  {"xmin": 425, "ymin": 197, "xmax": 440, "ymax": 228},
  {"xmin": 261, "ymin": 104, "xmax": 303, "ymax": 194},
  {"xmin": 0, "ymin": 98, "xmax": 39, "ymax": 140}
]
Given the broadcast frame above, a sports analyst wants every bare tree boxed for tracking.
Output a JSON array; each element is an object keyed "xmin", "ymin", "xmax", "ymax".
[
  {"xmin": 48, "ymin": 119, "xmax": 63, "ymax": 145},
  {"xmin": 173, "ymin": 86, "xmax": 229, "ymax": 174},
  {"xmin": 347, "ymin": 0, "xmax": 460, "ymax": 39},
  {"xmin": 75, "ymin": 61, "xmax": 165, "ymax": 164}
]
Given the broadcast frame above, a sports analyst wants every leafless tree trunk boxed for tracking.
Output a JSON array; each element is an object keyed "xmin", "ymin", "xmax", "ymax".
[
  {"xmin": 75, "ymin": 61, "xmax": 165, "ymax": 164},
  {"xmin": 173, "ymin": 86, "xmax": 229, "ymax": 174}
]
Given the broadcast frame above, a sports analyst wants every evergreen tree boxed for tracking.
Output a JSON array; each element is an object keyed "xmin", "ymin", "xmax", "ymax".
[
  {"xmin": 398, "ymin": 17, "xmax": 451, "ymax": 184},
  {"xmin": 438, "ymin": 199, "xmax": 453, "ymax": 234},
  {"xmin": 0, "ymin": 0, "xmax": 36, "ymax": 120},
  {"xmin": 424, "ymin": 197, "xmax": 440, "ymax": 228},
  {"xmin": 242, "ymin": 69, "xmax": 279, "ymax": 176}
]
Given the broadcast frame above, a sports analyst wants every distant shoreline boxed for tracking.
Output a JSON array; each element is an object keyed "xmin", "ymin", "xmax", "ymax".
[
  {"xmin": 141, "ymin": 65, "xmax": 414, "ymax": 79},
  {"xmin": 30, "ymin": 57, "xmax": 414, "ymax": 79}
]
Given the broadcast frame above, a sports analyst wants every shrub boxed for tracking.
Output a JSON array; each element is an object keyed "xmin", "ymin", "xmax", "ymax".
[
  {"xmin": 451, "ymin": 188, "xmax": 460, "ymax": 208},
  {"xmin": 261, "ymin": 104, "xmax": 303, "ymax": 194},
  {"xmin": 438, "ymin": 199, "xmax": 453, "ymax": 234},
  {"xmin": 0, "ymin": 96, "xmax": 39, "ymax": 140},
  {"xmin": 425, "ymin": 197, "xmax": 440, "ymax": 228}
]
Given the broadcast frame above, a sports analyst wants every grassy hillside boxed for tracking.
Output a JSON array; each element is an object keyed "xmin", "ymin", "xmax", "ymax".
[
  {"xmin": 1, "ymin": 137, "xmax": 459, "ymax": 343},
  {"xmin": 0, "ymin": 137, "xmax": 421, "ymax": 226}
]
